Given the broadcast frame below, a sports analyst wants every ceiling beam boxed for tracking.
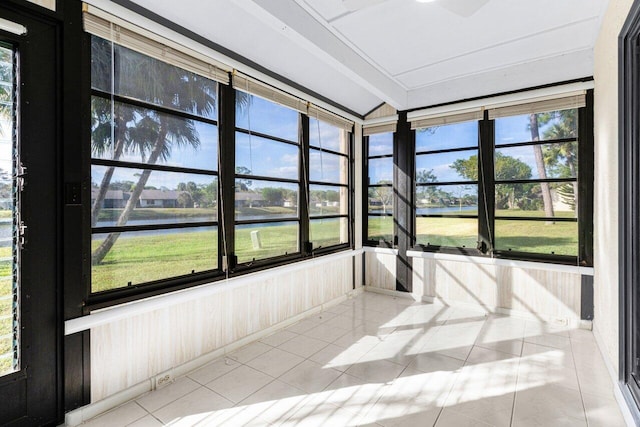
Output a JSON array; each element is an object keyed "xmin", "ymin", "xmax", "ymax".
[{"xmin": 236, "ymin": 0, "xmax": 407, "ymax": 109}]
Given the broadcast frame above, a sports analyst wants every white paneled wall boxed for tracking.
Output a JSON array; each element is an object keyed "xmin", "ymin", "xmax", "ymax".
[
  {"xmin": 364, "ymin": 249, "xmax": 397, "ymax": 291},
  {"xmin": 89, "ymin": 256, "xmax": 355, "ymax": 402},
  {"xmin": 412, "ymin": 256, "xmax": 583, "ymax": 324}
]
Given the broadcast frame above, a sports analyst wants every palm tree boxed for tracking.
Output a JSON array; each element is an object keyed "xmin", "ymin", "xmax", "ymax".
[
  {"xmin": 529, "ymin": 114, "xmax": 555, "ymax": 220},
  {"xmin": 91, "ymin": 40, "xmax": 217, "ymax": 265}
]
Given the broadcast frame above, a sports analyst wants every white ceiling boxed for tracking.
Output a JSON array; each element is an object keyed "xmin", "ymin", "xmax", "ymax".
[{"xmin": 128, "ymin": 0, "xmax": 608, "ymax": 116}]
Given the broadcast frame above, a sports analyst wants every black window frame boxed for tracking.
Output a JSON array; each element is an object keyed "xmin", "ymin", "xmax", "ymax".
[
  {"xmin": 413, "ymin": 120, "xmax": 482, "ymax": 255},
  {"xmin": 364, "ymin": 132, "xmax": 395, "ymax": 247},
  {"xmin": 364, "ymin": 89, "xmax": 594, "ymax": 268},
  {"xmin": 85, "ymin": 38, "xmax": 355, "ymax": 309}
]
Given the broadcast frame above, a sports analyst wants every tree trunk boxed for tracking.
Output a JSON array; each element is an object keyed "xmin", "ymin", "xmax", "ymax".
[
  {"xmin": 90, "ymin": 116, "xmax": 126, "ymax": 227},
  {"xmin": 92, "ymin": 127, "xmax": 168, "ymax": 265},
  {"xmin": 529, "ymin": 114, "xmax": 555, "ymax": 222}
]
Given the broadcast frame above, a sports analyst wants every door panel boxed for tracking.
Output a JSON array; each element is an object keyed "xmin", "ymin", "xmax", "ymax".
[{"xmin": 0, "ymin": 5, "xmax": 60, "ymax": 426}]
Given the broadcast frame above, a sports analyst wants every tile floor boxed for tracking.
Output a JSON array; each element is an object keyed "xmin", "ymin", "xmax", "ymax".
[{"xmin": 80, "ymin": 292, "xmax": 627, "ymax": 426}]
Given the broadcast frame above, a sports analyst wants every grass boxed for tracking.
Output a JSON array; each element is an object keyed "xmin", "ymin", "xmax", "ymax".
[
  {"xmin": 92, "ymin": 219, "xmax": 347, "ymax": 292},
  {"xmin": 368, "ymin": 210, "xmax": 577, "ymax": 255}
]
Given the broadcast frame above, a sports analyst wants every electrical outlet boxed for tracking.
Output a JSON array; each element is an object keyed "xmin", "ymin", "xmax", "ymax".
[{"xmin": 154, "ymin": 371, "xmax": 174, "ymax": 390}]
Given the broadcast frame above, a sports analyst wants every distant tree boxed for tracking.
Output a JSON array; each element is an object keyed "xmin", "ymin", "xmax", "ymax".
[
  {"xmin": 235, "ymin": 166, "xmax": 253, "ymax": 191},
  {"xmin": 415, "ymin": 169, "xmax": 438, "ymax": 203},
  {"xmin": 0, "ymin": 48, "xmax": 12, "ymax": 137},
  {"xmin": 261, "ymin": 187, "xmax": 284, "ymax": 206},
  {"xmin": 177, "ymin": 192, "xmax": 193, "ymax": 208},
  {"xmin": 529, "ymin": 114, "xmax": 555, "ymax": 219},
  {"xmin": 451, "ymin": 152, "xmax": 532, "ymax": 209},
  {"xmin": 369, "ymin": 180, "xmax": 394, "ymax": 214}
]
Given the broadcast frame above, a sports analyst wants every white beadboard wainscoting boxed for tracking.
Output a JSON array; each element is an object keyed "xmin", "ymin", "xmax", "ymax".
[
  {"xmin": 409, "ymin": 251, "xmax": 593, "ymax": 327},
  {"xmin": 363, "ymin": 247, "xmax": 398, "ymax": 291},
  {"xmin": 64, "ymin": 250, "xmax": 363, "ymax": 425}
]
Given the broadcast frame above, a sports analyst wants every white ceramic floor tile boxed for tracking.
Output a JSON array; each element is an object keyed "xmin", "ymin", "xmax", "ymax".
[
  {"xmin": 475, "ymin": 338, "xmax": 523, "ymax": 356},
  {"xmin": 344, "ymin": 358, "xmax": 406, "ymax": 384},
  {"xmin": 126, "ymin": 414, "xmax": 164, "ymax": 427},
  {"xmin": 81, "ymin": 402, "xmax": 148, "ymax": 427},
  {"xmin": 279, "ymin": 359, "xmax": 342, "ymax": 393},
  {"xmin": 236, "ymin": 379, "xmax": 307, "ymax": 424},
  {"xmin": 435, "ymin": 409, "xmax": 494, "ymax": 427},
  {"xmin": 466, "ymin": 345, "xmax": 519, "ymax": 365},
  {"xmin": 227, "ymin": 341, "xmax": 272, "ymax": 364},
  {"xmin": 581, "ymin": 391, "xmax": 627, "ymax": 427},
  {"xmin": 308, "ymin": 342, "xmax": 370, "ymax": 371},
  {"xmin": 407, "ymin": 352, "xmax": 464, "ymax": 374},
  {"xmin": 187, "ymin": 356, "xmax": 241, "ymax": 385},
  {"xmin": 303, "ymin": 322, "xmax": 350, "ymax": 343},
  {"xmin": 205, "ymin": 365, "xmax": 274, "ymax": 403},
  {"xmin": 444, "ymin": 393, "xmax": 515, "ymax": 427},
  {"xmin": 321, "ymin": 373, "xmax": 389, "ymax": 414},
  {"xmin": 245, "ymin": 347, "xmax": 305, "ymax": 377},
  {"xmin": 286, "ymin": 319, "xmax": 322, "ymax": 334},
  {"xmin": 137, "ymin": 377, "xmax": 201, "ymax": 413},
  {"xmin": 259, "ymin": 330, "xmax": 298, "ymax": 347},
  {"xmin": 512, "ymin": 383, "xmax": 586, "ymax": 426},
  {"xmin": 153, "ymin": 386, "xmax": 234, "ymax": 427},
  {"xmin": 278, "ymin": 334, "xmax": 329, "ymax": 358}
]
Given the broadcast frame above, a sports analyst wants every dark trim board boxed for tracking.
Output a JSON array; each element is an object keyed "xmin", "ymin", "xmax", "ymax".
[{"xmin": 619, "ymin": 0, "xmax": 640, "ymax": 423}]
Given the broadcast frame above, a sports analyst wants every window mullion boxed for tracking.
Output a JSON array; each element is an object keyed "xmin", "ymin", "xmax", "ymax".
[
  {"xmin": 478, "ymin": 111, "xmax": 495, "ymax": 254},
  {"xmin": 219, "ymin": 82, "xmax": 236, "ymax": 272},
  {"xmin": 300, "ymin": 114, "xmax": 311, "ymax": 254}
]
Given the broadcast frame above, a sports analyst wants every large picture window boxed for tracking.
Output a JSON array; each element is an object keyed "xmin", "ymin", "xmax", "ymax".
[
  {"xmin": 234, "ymin": 92, "xmax": 301, "ymax": 264},
  {"xmin": 366, "ymin": 132, "xmax": 394, "ymax": 244},
  {"xmin": 492, "ymin": 107, "xmax": 579, "ymax": 256},
  {"xmin": 414, "ymin": 120, "xmax": 479, "ymax": 249},
  {"xmin": 90, "ymin": 35, "xmax": 221, "ymax": 293},
  {"xmin": 308, "ymin": 117, "xmax": 350, "ymax": 250}
]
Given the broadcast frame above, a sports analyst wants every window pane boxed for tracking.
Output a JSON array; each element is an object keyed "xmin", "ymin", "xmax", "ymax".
[
  {"xmin": 310, "ymin": 217, "xmax": 348, "ymax": 248},
  {"xmin": 368, "ymin": 132, "xmax": 393, "ymax": 156},
  {"xmin": 368, "ymin": 157, "xmax": 393, "ymax": 185},
  {"xmin": 494, "ymin": 220, "xmax": 578, "ymax": 256},
  {"xmin": 416, "ymin": 217, "xmax": 477, "ymax": 248},
  {"xmin": 309, "ymin": 148, "xmax": 348, "ymax": 184},
  {"xmin": 235, "ymin": 132, "xmax": 298, "ymax": 180},
  {"xmin": 415, "ymin": 121, "xmax": 478, "ymax": 152},
  {"xmin": 235, "ymin": 180, "xmax": 298, "ymax": 220},
  {"xmin": 416, "ymin": 149, "xmax": 478, "ymax": 182},
  {"xmin": 236, "ymin": 222, "xmax": 299, "ymax": 263},
  {"xmin": 91, "ymin": 227, "xmax": 218, "ymax": 292},
  {"xmin": 495, "ymin": 109, "xmax": 578, "ymax": 146},
  {"xmin": 235, "ymin": 92, "xmax": 299, "ymax": 142},
  {"xmin": 91, "ymin": 36, "xmax": 218, "ymax": 120},
  {"xmin": 309, "ymin": 185, "xmax": 348, "ymax": 217},
  {"xmin": 309, "ymin": 118, "xmax": 348, "ymax": 154},
  {"xmin": 91, "ymin": 97, "xmax": 218, "ymax": 171},
  {"xmin": 416, "ymin": 185, "xmax": 478, "ymax": 215},
  {"xmin": 495, "ymin": 143, "xmax": 578, "ymax": 180},
  {"xmin": 495, "ymin": 183, "xmax": 577, "ymax": 216},
  {"xmin": 368, "ymin": 187, "xmax": 394, "ymax": 214},
  {"xmin": 91, "ymin": 166, "xmax": 217, "ymax": 226},
  {"xmin": 368, "ymin": 216, "xmax": 393, "ymax": 242}
]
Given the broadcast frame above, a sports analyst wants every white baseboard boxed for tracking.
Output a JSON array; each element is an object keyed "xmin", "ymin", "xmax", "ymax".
[{"xmin": 64, "ymin": 289, "xmax": 357, "ymax": 426}]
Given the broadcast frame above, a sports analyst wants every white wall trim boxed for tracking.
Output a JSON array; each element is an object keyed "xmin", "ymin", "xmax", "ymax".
[
  {"xmin": 363, "ymin": 246, "xmax": 399, "ymax": 256},
  {"xmin": 65, "ymin": 249, "xmax": 363, "ymax": 335},
  {"xmin": 64, "ymin": 289, "xmax": 358, "ymax": 426},
  {"xmin": 407, "ymin": 250, "xmax": 594, "ymax": 276}
]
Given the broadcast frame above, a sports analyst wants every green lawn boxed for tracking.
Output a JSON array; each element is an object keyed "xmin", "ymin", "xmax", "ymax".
[
  {"xmin": 92, "ymin": 219, "xmax": 347, "ymax": 293},
  {"xmin": 368, "ymin": 209, "xmax": 577, "ymax": 255}
]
